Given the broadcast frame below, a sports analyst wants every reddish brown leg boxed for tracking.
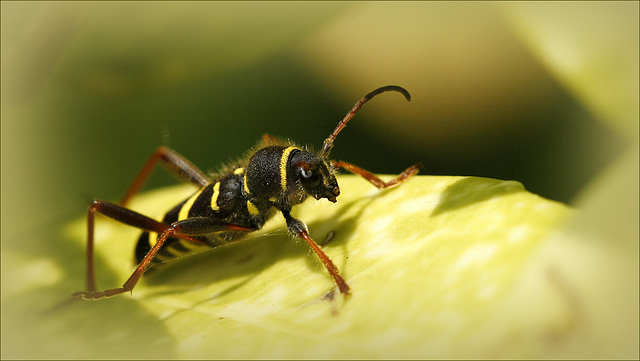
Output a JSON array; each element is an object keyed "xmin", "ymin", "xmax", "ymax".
[
  {"xmin": 74, "ymin": 222, "xmax": 180, "ymax": 300},
  {"xmin": 81, "ymin": 200, "xmax": 206, "ymax": 293},
  {"xmin": 331, "ymin": 161, "xmax": 423, "ymax": 189},
  {"xmin": 120, "ymin": 146, "xmax": 210, "ymax": 206},
  {"xmin": 282, "ymin": 211, "xmax": 350, "ymax": 296},
  {"xmin": 74, "ymin": 210, "xmax": 254, "ymax": 300}
]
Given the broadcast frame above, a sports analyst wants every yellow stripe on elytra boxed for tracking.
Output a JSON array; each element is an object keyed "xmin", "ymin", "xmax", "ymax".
[
  {"xmin": 210, "ymin": 181, "xmax": 221, "ymax": 211},
  {"xmin": 148, "ymin": 231, "xmax": 159, "ymax": 248},
  {"xmin": 165, "ymin": 242, "xmax": 192, "ymax": 258},
  {"xmin": 148, "ymin": 213, "xmax": 165, "ymax": 248},
  {"xmin": 234, "ymin": 167, "xmax": 245, "ymax": 175},
  {"xmin": 166, "ymin": 239, "xmax": 208, "ymax": 258},
  {"xmin": 247, "ymin": 200, "xmax": 260, "ymax": 215},
  {"xmin": 178, "ymin": 187, "xmax": 206, "ymax": 221},
  {"xmin": 280, "ymin": 146, "xmax": 300, "ymax": 191},
  {"xmin": 243, "ymin": 173, "xmax": 251, "ymax": 195}
]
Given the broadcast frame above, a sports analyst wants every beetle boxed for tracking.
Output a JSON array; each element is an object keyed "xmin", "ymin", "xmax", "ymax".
[{"xmin": 72, "ymin": 85, "xmax": 422, "ymax": 300}]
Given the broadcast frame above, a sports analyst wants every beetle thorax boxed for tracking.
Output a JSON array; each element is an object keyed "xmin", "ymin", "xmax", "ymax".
[{"xmin": 244, "ymin": 146, "xmax": 339, "ymax": 210}]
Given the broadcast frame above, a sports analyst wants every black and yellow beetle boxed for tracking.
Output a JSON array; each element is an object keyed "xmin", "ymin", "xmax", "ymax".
[{"xmin": 72, "ymin": 85, "xmax": 422, "ymax": 300}]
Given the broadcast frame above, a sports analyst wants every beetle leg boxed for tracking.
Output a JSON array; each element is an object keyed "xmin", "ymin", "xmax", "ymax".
[
  {"xmin": 282, "ymin": 210, "xmax": 350, "ymax": 296},
  {"xmin": 331, "ymin": 161, "xmax": 423, "ymax": 189},
  {"xmin": 73, "ymin": 212, "xmax": 255, "ymax": 301},
  {"xmin": 120, "ymin": 146, "xmax": 210, "ymax": 206},
  {"xmin": 78, "ymin": 200, "xmax": 205, "ymax": 293}
]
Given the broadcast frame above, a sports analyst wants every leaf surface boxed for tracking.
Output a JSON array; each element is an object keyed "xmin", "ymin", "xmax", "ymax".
[{"xmin": 3, "ymin": 175, "xmax": 578, "ymax": 358}]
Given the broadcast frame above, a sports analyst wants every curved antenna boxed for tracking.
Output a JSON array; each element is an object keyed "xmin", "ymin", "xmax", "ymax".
[{"xmin": 320, "ymin": 85, "xmax": 411, "ymax": 158}]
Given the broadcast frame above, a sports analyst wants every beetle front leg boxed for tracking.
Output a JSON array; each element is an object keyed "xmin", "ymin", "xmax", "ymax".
[
  {"xmin": 331, "ymin": 161, "xmax": 423, "ymax": 189},
  {"xmin": 282, "ymin": 210, "xmax": 350, "ymax": 296}
]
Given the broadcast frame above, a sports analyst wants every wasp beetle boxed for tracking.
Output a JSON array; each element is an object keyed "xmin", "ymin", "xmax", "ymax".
[{"xmin": 72, "ymin": 85, "xmax": 422, "ymax": 300}]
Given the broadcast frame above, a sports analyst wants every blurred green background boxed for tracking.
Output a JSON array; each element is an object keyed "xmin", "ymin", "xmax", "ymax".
[
  {"xmin": 2, "ymin": 2, "xmax": 637, "ymax": 358},
  {"xmin": 3, "ymin": 2, "xmax": 638, "ymax": 253},
  {"xmin": 2, "ymin": 2, "xmax": 637, "ymax": 233}
]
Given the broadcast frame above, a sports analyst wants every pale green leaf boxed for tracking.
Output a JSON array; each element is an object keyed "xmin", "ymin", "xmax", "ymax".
[{"xmin": 2, "ymin": 175, "xmax": 585, "ymax": 358}]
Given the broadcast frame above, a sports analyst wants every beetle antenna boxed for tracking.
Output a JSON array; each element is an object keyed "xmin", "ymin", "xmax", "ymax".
[{"xmin": 320, "ymin": 85, "xmax": 411, "ymax": 158}]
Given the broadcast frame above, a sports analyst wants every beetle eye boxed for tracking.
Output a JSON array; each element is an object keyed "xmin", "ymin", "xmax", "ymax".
[{"xmin": 297, "ymin": 162, "xmax": 321, "ymax": 189}]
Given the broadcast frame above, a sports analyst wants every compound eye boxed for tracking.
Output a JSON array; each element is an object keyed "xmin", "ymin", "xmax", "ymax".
[{"xmin": 297, "ymin": 162, "xmax": 321, "ymax": 189}]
